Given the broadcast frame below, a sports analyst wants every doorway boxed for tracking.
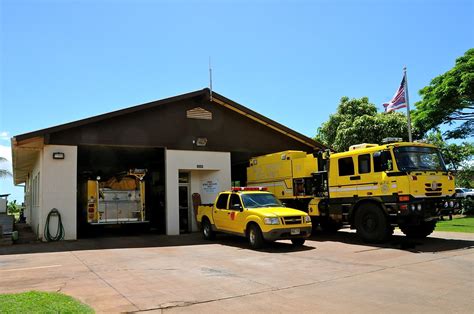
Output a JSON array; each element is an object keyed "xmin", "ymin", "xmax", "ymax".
[{"xmin": 178, "ymin": 172, "xmax": 191, "ymax": 233}]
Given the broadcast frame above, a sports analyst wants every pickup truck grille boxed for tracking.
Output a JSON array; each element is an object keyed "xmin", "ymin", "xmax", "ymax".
[{"xmin": 282, "ymin": 216, "xmax": 302, "ymax": 225}]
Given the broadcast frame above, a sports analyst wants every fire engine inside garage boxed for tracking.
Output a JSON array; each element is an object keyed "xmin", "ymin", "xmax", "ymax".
[
  {"xmin": 11, "ymin": 88, "xmax": 324, "ymax": 241},
  {"xmin": 77, "ymin": 146, "xmax": 165, "ymax": 237}
]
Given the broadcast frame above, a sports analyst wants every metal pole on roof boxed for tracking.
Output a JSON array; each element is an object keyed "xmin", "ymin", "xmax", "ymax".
[{"xmin": 209, "ymin": 56, "xmax": 213, "ymax": 101}]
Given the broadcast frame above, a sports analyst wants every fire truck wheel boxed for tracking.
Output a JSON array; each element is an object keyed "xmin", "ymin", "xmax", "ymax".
[
  {"xmin": 291, "ymin": 238, "xmax": 306, "ymax": 246},
  {"xmin": 248, "ymin": 224, "xmax": 265, "ymax": 249},
  {"xmin": 319, "ymin": 217, "xmax": 342, "ymax": 233},
  {"xmin": 310, "ymin": 216, "xmax": 320, "ymax": 233},
  {"xmin": 400, "ymin": 221, "xmax": 436, "ymax": 239},
  {"xmin": 202, "ymin": 218, "xmax": 215, "ymax": 240},
  {"xmin": 355, "ymin": 204, "xmax": 390, "ymax": 243}
]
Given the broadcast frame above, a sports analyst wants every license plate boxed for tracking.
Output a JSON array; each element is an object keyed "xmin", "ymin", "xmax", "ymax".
[{"xmin": 291, "ymin": 228, "xmax": 300, "ymax": 235}]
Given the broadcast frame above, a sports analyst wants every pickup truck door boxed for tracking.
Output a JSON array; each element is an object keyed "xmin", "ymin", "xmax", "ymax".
[
  {"xmin": 227, "ymin": 194, "xmax": 246, "ymax": 234},
  {"xmin": 213, "ymin": 193, "xmax": 230, "ymax": 230}
]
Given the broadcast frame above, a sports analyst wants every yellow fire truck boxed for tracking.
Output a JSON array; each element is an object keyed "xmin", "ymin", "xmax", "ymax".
[
  {"xmin": 86, "ymin": 169, "xmax": 147, "ymax": 224},
  {"xmin": 247, "ymin": 139, "xmax": 457, "ymax": 242}
]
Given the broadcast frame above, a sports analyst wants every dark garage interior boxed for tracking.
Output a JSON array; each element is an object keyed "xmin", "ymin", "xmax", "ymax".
[{"xmin": 76, "ymin": 145, "xmax": 166, "ymax": 238}]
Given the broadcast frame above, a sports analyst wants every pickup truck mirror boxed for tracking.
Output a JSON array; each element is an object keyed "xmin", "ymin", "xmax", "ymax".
[{"xmin": 231, "ymin": 204, "xmax": 243, "ymax": 211}]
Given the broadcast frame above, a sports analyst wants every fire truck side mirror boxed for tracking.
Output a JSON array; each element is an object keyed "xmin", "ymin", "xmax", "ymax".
[
  {"xmin": 374, "ymin": 151, "xmax": 393, "ymax": 172},
  {"xmin": 322, "ymin": 149, "xmax": 331, "ymax": 160},
  {"xmin": 384, "ymin": 150, "xmax": 393, "ymax": 171}
]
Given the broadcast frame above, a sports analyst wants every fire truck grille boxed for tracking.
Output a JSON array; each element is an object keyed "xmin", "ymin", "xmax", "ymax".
[
  {"xmin": 425, "ymin": 192, "xmax": 442, "ymax": 196},
  {"xmin": 425, "ymin": 183, "xmax": 442, "ymax": 194},
  {"xmin": 283, "ymin": 216, "xmax": 302, "ymax": 225}
]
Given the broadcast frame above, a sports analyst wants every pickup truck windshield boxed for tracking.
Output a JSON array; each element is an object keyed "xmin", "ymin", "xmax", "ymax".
[
  {"xmin": 241, "ymin": 193, "xmax": 282, "ymax": 208},
  {"xmin": 393, "ymin": 146, "xmax": 447, "ymax": 172}
]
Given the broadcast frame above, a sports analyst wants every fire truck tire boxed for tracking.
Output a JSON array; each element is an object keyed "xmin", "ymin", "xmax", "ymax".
[
  {"xmin": 400, "ymin": 221, "xmax": 436, "ymax": 238},
  {"xmin": 355, "ymin": 204, "xmax": 391, "ymax": 243},
  {"xmin": 319, "ymin": 217, "xmax": 342, "ymax": 233},
  {"xmin": 291, "ymin": 238, "xmax": 306, "ymax": 246},
  {"xmin": 310, "ymin": 216, "xmax": 320, "ymax": 233},
  {"xmin": 248, "ymin": 224, "xmax": 265, "ymax": 249},
  {"xmin": 201, "ymin": 218, "xmax": 215, "ymax": 240}
]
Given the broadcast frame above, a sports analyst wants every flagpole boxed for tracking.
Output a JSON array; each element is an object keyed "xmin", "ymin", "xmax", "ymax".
[
  {"xmin": 404, "ymin": 66, "xmax": 413, "ymax": 142},
  {"xmin": 209, "ymin": 56, "xmax": 213, "ymax": 101}
]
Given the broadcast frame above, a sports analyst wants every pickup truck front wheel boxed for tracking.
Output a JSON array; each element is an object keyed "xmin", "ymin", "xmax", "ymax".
[
  {"xmin": 248, "ymin": 224, "xmax": 265, "ymax": 249},
  {"xmin": 202, "ymin": 219, "xmax": 215, "ymax": 240}
]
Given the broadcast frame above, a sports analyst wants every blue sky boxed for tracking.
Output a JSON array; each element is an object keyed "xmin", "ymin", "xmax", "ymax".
[{"xmin": 1, "ymin": 0, "xmax": 473, "ymax": 202}]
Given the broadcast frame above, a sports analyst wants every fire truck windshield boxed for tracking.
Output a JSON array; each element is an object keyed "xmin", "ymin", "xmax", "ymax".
[{"xmin": 393, "ymin": 146, "xmax": 447, "ymax": 172}]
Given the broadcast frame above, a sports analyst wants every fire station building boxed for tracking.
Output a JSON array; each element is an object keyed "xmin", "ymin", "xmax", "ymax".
[{"xmin": 12, "ymin": 88, "xmax": 324, "ymax": 240}]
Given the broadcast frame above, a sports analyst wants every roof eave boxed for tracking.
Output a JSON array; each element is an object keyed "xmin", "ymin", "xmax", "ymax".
[{"xmin": 14, "ymin": 88, "xmax": 209, "ymax": 142}]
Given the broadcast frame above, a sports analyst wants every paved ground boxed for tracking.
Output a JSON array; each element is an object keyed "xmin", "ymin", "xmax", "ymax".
[{"xmin": 1, "ymin": 230, "xmax": 473, "ymax": 313}]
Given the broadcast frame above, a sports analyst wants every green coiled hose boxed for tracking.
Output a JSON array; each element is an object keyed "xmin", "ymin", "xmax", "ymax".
[{"xmin": 44, "ymin": 208, "xmax": 65, "ymax": 241}]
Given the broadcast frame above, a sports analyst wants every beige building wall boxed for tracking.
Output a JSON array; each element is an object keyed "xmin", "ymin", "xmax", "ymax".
[
  {"xmin": 165, "ymin": 149, "xmax": 231, "ymax": 235},
  {"xmin": 25, "ymin": 145, "xmax": 77, "ymax": 240},
  {"xmin": 26, "ymin": 151, "xmax": 42, "ymax": 238},
  {"xmin": 41, "ymin": 145, "xmax": 77, "ymax": 240}
]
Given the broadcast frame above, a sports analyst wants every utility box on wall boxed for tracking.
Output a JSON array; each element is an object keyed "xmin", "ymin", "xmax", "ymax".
[{"xmin": 0, "ymin": 198, "xmax": 6, "ymax": 213}]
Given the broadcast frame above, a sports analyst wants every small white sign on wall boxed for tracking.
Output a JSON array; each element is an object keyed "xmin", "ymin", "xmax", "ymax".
[{"xmin": 202, "ymin": 180, "xmax": 219, "ymax": 194}]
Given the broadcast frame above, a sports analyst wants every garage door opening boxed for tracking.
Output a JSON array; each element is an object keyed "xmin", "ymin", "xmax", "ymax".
[{"xmin": 77, "ymin": 146, "xmax": 165, "ymax": 238}]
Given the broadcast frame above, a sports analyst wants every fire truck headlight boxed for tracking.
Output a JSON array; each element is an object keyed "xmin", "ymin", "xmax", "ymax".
[
  {"xmin": 449, "ymin": 201, "xmax": 454, "ymax": 208},
  {"xmin": 411, "ymin": 204, "xmax": 416, "ymax": 211},
  {"xmin": 417, "ymin": 204, "xmax": 422, "ymax": 211},
  {"xmin": 444, "ymin": 202, "xmax": 449, "ymax": 208},
  {"xmin": 264, "ymin": 217, "xmax": 280, "ymax": 225}
]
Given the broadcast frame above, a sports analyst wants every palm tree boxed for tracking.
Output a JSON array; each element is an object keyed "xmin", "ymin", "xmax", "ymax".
[{"xmin": 0, "ymin": 157, "xmax": 12, "ymax": 178}]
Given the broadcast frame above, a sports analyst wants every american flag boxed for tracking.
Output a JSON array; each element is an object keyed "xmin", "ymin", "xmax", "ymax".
[{"xmin": 383, "ymin": 74, "xmax": 407, "ymax": 112}]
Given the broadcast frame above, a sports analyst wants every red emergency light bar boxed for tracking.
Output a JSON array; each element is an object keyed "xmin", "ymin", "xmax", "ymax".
[{"xmin": 231, "ymin": 187, "xmax": 268, "ymax": 191}]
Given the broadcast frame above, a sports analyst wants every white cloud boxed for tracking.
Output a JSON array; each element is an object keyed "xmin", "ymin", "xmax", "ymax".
[
  {"xmin": 0, "ymin": 144, "xmax": 22, "ymax": 202},
  {"xmin": 0, "ymin": 145, "xmax": 12, "ymax": 172},
  {"xmin": 0, "ymin": 131, "xmax": 10, "ymax": 141}
]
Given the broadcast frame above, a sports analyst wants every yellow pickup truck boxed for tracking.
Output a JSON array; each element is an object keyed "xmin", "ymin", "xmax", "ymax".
[{"xmin": 196, "ymin": 187, "xmax": 312, "ymax": 249}]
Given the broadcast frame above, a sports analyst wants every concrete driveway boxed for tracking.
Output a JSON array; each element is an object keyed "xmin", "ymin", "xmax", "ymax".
[{"xmin": 1, "ymin": 230, "xmax": 473, "ymax": 313}]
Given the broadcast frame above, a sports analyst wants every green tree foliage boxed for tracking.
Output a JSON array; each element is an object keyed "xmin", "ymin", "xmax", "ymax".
[
  {"xmin": 316, "ymin": 96, "xmax": 410, "ymax": 152},
  {"xmin": 7, "ymin": 200, "xmax": 21, "ymax": 214},
  {"xmin": 455, "ymin": 165, "xmax": 474, "ymax": 189},
  {"xmin": 0, "ymin": 157, "xmax": 12, "ymax": 178},
  {"xmin": 412, "ymin": 48, "xmax": 474, "ymax": 139},
  {"xmin": 425, "ymin": 131, "xmax": 474, "ymax": 194},
  {"xmin": 425, "ymin": 131, "xmax": 474, "ymax": 170}
]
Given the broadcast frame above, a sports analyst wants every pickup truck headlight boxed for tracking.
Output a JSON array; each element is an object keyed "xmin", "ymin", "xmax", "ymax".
[
  {"xmin": 264, "ymin": 217, "xmax": 280, "ymax": 225},
  {"xmin": 304, "ymin": 215, "xmax": 311, "ymax": 223}
]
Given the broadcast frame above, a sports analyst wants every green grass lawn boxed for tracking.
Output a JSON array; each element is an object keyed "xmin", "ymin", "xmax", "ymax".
[
  {"xmin": 0, "ymin": 291, "xmax": 94, "ymax": 313},
  {"xmin": 436, "ymin": 216, "xmax": 474, "ymax": 233}
]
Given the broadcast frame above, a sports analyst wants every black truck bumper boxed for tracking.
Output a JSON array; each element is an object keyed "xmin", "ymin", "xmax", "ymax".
[
  {"xmin": 388, "ymin": 197, "xmax": 460, "ymax": 226},
  {"xmin": 262, "ymin": 227, "xmax": 312, "ymax": 241}
]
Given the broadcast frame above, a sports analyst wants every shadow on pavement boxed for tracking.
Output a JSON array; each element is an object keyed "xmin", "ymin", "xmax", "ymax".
[
  {"xmin": 0, "ymin": 232, "xmax": 209, "ymax": 256},
  {"xmin": 0, "ymin": 231, "xmax": 314, "ymax": 256},
  {"xmin": 2, "ymin": 229, "xmax": 471, "ymax": 256},
  {"xmin": 311, "ymin": 229, "xmax": 474, "ymax": 253},
  {"xmin": 214, "ymin": 234, "xmax": 316, "ymax": 253}
]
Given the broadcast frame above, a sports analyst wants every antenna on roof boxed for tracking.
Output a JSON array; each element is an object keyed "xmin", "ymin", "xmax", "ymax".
[{"xmin": 209, "ymin": 56, "xmax": 213, "ymax": 101}]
